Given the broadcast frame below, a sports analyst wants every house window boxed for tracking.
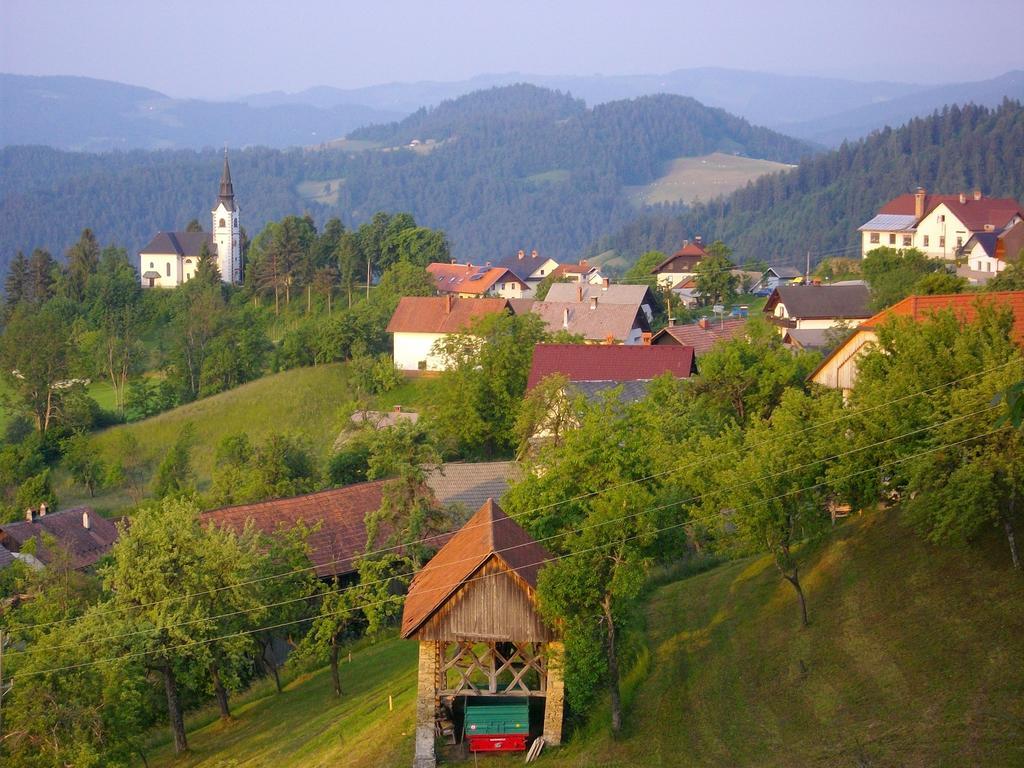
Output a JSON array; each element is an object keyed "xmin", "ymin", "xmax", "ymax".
[
  {"xmin": 938, "ymin": 215, "xmax": 945, "ymax": 223},
  {"xmin": 902, "ymin": 235, "xmax": 912, "ymax": 246},
  {"xmin": 939, "ymin": 236, "xmax": 945, "ymax": 247},
  {"xmin": 539, "ymin": 270, "xmax": 545, "ymax": 276},
  {"xmin": 166, "ymin": 263, "xmax": 170, "ymax": 276},
  {"xmin": 956, "ymin": 236, "xmax": 963, "ymax": 248},
  {"xmin": 923, "ymin": 235, "xmax": 929, "ymax": 247},
  {"xmin": 888, "ymin": 234, "xmax": 896, "ymax": 245},
  {"xmin": 870, "ymin": 232, "xmax": 880, "ymax": 244}
]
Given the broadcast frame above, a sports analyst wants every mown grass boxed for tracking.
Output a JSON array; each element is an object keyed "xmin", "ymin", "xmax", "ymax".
[
  {"xmin": 624, "ymin": 152, "xmax": 794, "ymax": 208},
  {"xmin": 142, "ymin": 510, "xmax": 1024, "ymax": 767},
  {"xmin": 146, "ymin": 638, "xmax": 419, "ymax": 768}
]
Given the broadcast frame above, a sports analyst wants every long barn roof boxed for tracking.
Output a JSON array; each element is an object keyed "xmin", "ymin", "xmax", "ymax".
[{"xmin": 400, "ymin": 499, "xmax": 553, "ymax": 639}]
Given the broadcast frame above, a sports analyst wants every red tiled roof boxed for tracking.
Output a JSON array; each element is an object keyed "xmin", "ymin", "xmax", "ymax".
[
  {"xmin": 386, "ymin": 296, "xmax": 510, "ymax": 334},
  {"xmin": 527, "ymin": 343, "xmax": 696, "ymax": 389},
  {"xmin": 427, "ymin": 263, "xmax": 525, "ymax": 295},
  {"xmin": 0, "ymin": 507, "xmax": 118, "ymax": 570},
  {"xmin": 201, "ymin": 481, "xmax": 393, "ymax": 579},
  {"xmin": 879, "ymin": 193, "xmax": 1022, "ymax": 232},
  {"xmin": 650, "ymin": 318, "xmax": 748, "ymax": 355},
  {"xmin": 863, "ymin": 291, "xmax": 1024, "ymax": 342},
  {"xmin": 400, "ymin": 499, "xmax": 553, "ymax": 638}
]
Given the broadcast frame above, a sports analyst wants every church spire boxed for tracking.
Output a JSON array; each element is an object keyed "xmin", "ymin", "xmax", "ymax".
[{"xmin": 217, "ymin": 149, "xmax": 235, "ymax": 210}]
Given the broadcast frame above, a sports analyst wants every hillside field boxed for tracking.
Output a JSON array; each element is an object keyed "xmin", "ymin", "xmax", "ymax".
[
  {"xmin": 624, "ymin": 152, "xmax": 794, "ymax": 207},
  {"xmin": 144, "ymin": 509, "xmax": 1024, "ymax": 768}
]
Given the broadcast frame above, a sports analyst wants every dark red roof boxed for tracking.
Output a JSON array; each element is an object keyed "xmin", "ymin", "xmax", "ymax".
[
  {"xmin": 879, "ymin": 193, "xmax": 1022, "ymax": 232},
  {"xmin": 202, "ymin": 482, "xmax": 393, "ymax": 579},
  {"xmin": 526, "ymin": 343, "xmax": 696, "ymax": 389},
  {"xmin": 0, "ymin": 507, "xmax": 118, "ymax": 570},
  {"xmin": 400, "ymin": 499, "xmax": 553, "ymax": 638},
  {"xmin": 650, "ymin": 318, "xmax": 748, "ymax": 355},
  {"xmin": 386, "ymin": 296, "xmax": 509, "ymax": 334}
]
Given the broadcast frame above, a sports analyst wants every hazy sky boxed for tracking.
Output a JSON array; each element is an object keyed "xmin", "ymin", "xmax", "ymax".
[{"xmin": 2, "ymin": 0, "xmax": 1021, "ymax": 99}]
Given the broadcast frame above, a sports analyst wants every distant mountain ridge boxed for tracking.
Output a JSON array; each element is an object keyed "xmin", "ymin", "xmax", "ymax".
[{"xmin": 0, "ymin": 74, "xmax": 403, "ymax": 151}]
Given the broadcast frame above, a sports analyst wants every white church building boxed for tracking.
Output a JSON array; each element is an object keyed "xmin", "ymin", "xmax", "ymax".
[{"xmin": 139, "ymin": 153, "xmax": 242, "ymax": 287}]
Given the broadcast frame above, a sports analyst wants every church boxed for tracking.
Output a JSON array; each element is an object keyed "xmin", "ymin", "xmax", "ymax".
[{"xmin": 139, "ymin": 153, "xmax": 242, "ymax": 287}]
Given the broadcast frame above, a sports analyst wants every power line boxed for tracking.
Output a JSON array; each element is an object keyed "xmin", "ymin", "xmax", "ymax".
[
  {"xmin": 17, "ymin": 358, "xmax": 1016, "ymax": 634},
  {"xmin": 9, "ymin": 400, "xmax": 1004, "ymax": 657},
  {"xmin": 10, "ymin": 422, "xmax": 1008, "ymax": 682}
]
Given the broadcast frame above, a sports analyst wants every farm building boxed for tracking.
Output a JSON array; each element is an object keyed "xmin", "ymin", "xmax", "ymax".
[{"xmin": 402, "ymin": 498, "xmax": 562, "ymax": 767}]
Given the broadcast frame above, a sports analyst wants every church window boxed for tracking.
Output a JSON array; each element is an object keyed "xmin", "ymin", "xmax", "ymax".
[
  {"xmin": 166, "ymin": 263, "xmax": 171, "ymax": 277},
  {"xmin": 219, "ymin": 218, "xmax": 226, "ymax": 228},
  {"xmin": 185, "ymin": 259, "xmax": 192, "ymax": 265},
  {"xmin": 149, "ymin": 262, "xmax": 154, "ymax": 269}
]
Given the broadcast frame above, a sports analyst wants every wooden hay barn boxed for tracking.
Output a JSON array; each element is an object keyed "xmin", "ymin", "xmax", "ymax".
[{"xmin": 401, "ymin": 498, "xmax": 563, "ymax": 767}]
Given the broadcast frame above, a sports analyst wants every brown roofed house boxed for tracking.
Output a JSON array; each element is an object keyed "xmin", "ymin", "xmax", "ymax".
[
  {"xmin": 0, "ymin": 505, "xmax": 118, "ymax": 570},
  {"xmin": 763, "ymin": 283, "xmax": 872, "ymax": 335},
  {"xmin": 650, "ymin": 317, "xmax": 748, "ymax": 356},
  {"xmin": 201, "ymin": 481, "xmax": 398, "ymax": 580},
  {"xmin": 386, "ymin": 295, "xmax": 510, "ymax": 372},
  {"xmin": 427, "ymin": 263, "xmax": 529, "ymax": 299}
]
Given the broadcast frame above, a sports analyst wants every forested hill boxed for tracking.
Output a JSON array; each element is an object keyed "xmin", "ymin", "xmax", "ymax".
[
  {"xmin": 0, "ymin": 84, "xmax": 813, "ymax": 277},
  {"xmin": 590, "ymin": 100, "xmax": 1024, "ymax": 270}
]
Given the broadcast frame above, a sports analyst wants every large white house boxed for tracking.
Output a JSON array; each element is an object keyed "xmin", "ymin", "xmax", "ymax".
[
  {"xmin": 858, "ymin": 188, "xmax": 1023, "ymax": 273},
  {"xmin": 139, "ymin": 153, "xmax": 242, "ymax": 288}
]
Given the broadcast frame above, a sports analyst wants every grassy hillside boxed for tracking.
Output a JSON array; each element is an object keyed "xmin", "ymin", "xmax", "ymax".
[
  {"xmin": 624, "ymin": 152, "xmax": 794, "ymax": 207},
  {"xmin": 144, "ymin": 509, "xmax": 1024, "ymax": 767}
]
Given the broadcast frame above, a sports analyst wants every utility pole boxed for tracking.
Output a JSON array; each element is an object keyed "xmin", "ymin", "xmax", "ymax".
[{"xmin": 366, "ymin": 254, "xmax": 372, "ymax": 301}]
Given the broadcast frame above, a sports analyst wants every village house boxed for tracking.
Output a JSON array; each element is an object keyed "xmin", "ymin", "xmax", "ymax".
[
  {"xmin": 650, "ymin": 236, "xmax": 714, "ymax": 287},
  {"xmin": 545, "ymin": 281, "xmax": 656, "ymax": 324},
  {"xmin": 751, "ymin": 265, "xmax": 803, "ymax": 294},
  {"xmin": 427, "ymin": 262, "xmax": 530, "ymax": 299},
  {"xmin": 763, "ymin": 283, "xmax": 872, "ymax": 343},
  {"xmin": 139, "ymin": 152, "xmax": 243, "ymax": 287},
  {"xmin": 960, "ymin": 220, "xmax": 1024, "ymax": 281},
  {"xmin": 386, "ymin": 295, "xmax": 510, "ymax": 372},
  {"xmin": 527, "ymin": 296, "xmax": 650, "ymax": 344},
  {"xmin": 547, "ymin": 260, "xmax": 605, "ymax": 286},
  {"xmin": 809, "ymin": 291, "xmax": 1024, "ymax": 395},
  {"xmin": 524, "ymin": 343, "xmax": 697, "ymax": 445},
  {"xmin": 858, "ymin": 188, "xmax": 1024, "ymax": 272},
  {"xmin": 494, "ymin": 249, "xmax": 562, "ymax": 294},
  {"xmin": 0, "ymin": 504, "xmax": 118, "ymax": 570},
  {"xmin": 201, "ymin": 480, "xmax": 393, "ymax": 581},
  {"xmin": 650, "ymin": 316, "xmax": 747, "ymax": 356}
]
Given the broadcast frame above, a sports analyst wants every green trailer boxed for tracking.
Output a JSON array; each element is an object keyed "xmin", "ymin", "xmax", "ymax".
[{"xmin": 464, "ymin": 702, "xmax": 530, "ymax": 752}]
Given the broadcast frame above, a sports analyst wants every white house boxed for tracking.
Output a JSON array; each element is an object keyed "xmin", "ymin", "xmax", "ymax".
[
  {"xmin": 426, "ymin": 263, "xmax": 529, "ymax": 299},
  {"xmin": 386, "ymin": 295, "xmax": 510, "ymax": 372},
  {"xmin": 650, "ymin": 237, "xmax": 713, "ymax": 288},
  {"xmin": 495, "ymin": 249, "xmax": 562, "ymax": 295},
  {"xmin": 139, "ymin": 152, "xmax": 242, "ymax": 288},
  {"xmin": 763, "ymin": 284, "xmax": 872, "ymax": 334},
  {"xmin": 858, "ymin": 188, "xmax": 1023, "ymax": 268}
]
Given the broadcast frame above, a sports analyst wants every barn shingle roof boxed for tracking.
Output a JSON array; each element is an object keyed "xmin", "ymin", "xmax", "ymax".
[{"xmin": 400, "ymin": 499, "xmax": 553, "ymax": 638}]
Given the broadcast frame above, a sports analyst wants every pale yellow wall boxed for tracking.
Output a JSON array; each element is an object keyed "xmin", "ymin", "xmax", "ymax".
[
  {"xmin": 140, "ymin": 253, "xmax": 182, "ymax": 288},
  {"xmin": 393, "ymin": 332, "xmax": 449, "ymax": 371},
  {"xmin": 811, "ymin": 329, "xmax": 877, "ymax": 392}
]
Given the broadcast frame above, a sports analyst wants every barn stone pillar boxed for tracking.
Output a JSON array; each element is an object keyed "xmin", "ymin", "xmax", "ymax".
[
  {"xmin": 542, "ymin": 640, "xmax": 565, "ymax": 745},
  {"xmin": 413, "ymin": 640, "xmax": 439, "ymax": 768}
]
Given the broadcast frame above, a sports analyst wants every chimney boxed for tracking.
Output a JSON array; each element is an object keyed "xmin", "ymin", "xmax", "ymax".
[
  {"xmin": 589, "ymin": 296, "xmax": 598, "ymax": 310},
  {"xmin": 518, "ymin": 249, "xmax": 525, "ymax": 260},
  {"xmin": 914, "ymin": 187, "xmax": 926, "ymax": 219},
  {"xmin": 576, "ymin": 285, "xmax": 583, "ymax": 302},
  {"xmin": 581, "ymin": 259, "xmax": 588, "ymax": 268},
  {"xmin": 642, "ymin": 331, "xmax": 652, "ymax": 345},
  {"xmin": 602, "ymin": 277, "xmax": 610, "ymax": 290},
  {"xmin": 25, "ymin": 507, "xmax": 34, "ymax": 522},
  {"xmin": 82, "ymin": 510, "xmax": 91, "ymax": 530},
  {"xmin": 444, "ymin": 294, "xmax": 452, "ymax": 313},
  {"xmin": 531, "ymin": 249, "xmax": 538, "ymax": 260},
  {"xmin": 973, "ymin": 188, "xmax": 982, "ymax": 201},
  {"xmin": 562, "ymin": 307, "xmax": 570, "ymax": 329},
  {"xmin": 38, "ymin": 502, "xmax": 48, "ymax": 516},
  {"xmin": 959, "ymin": 192, "xmax": 966, "ymax": 204},
  {"xmin": 668, "ymin": 316, "xmax": 676, "ymax": 327},
  {"xmin": 698, "ymin": 317, "xmax": 709, "ymax": 330},
  {"xmin": 694, "ymin": 235, "xmax": 703, "ymax": 245}
]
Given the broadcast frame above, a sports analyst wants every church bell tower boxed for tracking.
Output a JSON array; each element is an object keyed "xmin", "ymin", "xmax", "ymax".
[{"xmin": 212, "ymin": 151, "xmax": 241, "ymax": 284}]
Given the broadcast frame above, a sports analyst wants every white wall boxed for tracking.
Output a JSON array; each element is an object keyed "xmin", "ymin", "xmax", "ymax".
[
  {"xmin": 393, "ymin": 332, "xmax": 449, "ymax": 371},
  {"xmin": 140, "ymin": 253, "xmax": 181, "ymax": 288},
  {"xmin": 912, "ymin": 204, "xmax": 968, "ymax": 261}
]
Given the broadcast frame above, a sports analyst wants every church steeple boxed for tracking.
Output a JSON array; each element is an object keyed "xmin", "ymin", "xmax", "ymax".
[{"xmin": 217, "ymin": 149, "xmax": 236, "ymax": 211}]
